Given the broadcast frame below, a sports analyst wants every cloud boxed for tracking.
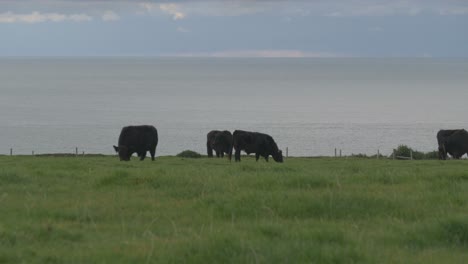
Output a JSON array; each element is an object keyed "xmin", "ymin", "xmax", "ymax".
[
  {"xmin": 139, "ymin": 2, "xmax": 157, "ymax": 13},
  {"xmin": 139, "ymin": 2, "xmax": 186, "ymax": 20},
  {"xmin": 1, "ymin": 1, "xmax": 468, "ymax": 20},
  {"xmin": 159, "ymin": 4, "xmax": 186, "ymax": 20},
  {"xmin": 320, "ymin": 0, "xmax": 468, "ymax": 17},
  {"xmin": 68, "ymin": 14, "xmax": 93, "ymax": 22},
  {"xmin": 164, "ymin": 50, "xmax": 345, "ymax": 58},
  {"xmin": 101, "ymin": 10, "xmax": 120, "ymax": 21},
  {"xmin": 0, "ymin": 11, "xmax": 92, "ymax": 23},
  {"xmin": 137, "ymin": 1, "xmax": 273, "ymax": 19},
  {"xmin": 134, "ymin": 1, "xmax": 468, "ymax": 19},
  {"xmin": 438, "ymin": 7, "xmax": 468, "ymax": 15},
  {"xmin": 324, "ymin": 2, "xmax": 423, "ymax": 17}
]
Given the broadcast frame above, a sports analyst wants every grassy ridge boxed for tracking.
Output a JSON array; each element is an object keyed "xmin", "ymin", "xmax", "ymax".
[{"xmin": 0, "ymin": 156, "xmax": 468, "ymax": 263}]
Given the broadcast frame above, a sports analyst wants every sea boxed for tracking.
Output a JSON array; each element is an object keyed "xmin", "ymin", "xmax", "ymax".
[{"xmin": 1, "ymin": 57, "xmax": 467, "ymax": 157}]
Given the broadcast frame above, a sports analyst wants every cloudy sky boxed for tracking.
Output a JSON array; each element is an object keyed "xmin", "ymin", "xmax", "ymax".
[{"xmin": 0, "ymin": 0, "xmax": 467, "ymax": 57}]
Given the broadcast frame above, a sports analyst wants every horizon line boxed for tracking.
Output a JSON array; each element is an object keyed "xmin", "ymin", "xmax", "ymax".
[{"xmin": 0, "ymin": 55, "xmax": 467, "ymax": 59}]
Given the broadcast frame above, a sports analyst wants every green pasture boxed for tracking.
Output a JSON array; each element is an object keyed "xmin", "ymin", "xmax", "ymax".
[{"xmin": 0, "ymin": 156, "xmax": 467, "ymax": 263}]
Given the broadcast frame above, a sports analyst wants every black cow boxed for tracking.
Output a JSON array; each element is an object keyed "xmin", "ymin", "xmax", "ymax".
[
  {"xmin": 438, "ymin": 129, "xmax": 468, "ymax": 160},
  {"xmin": 229, "ymin": 130, "xmax": 283, "ymax": 162},
  {"xmin": 113, "ymin": 125, "xmax": 158, "ymax": 161},
  {"xmin": 207, "ymin": 130, "xmax": 233, "ymax": 158},
  {"xmin": 437, "ymin": 129, "xmax": 464, "ymax": 160}
]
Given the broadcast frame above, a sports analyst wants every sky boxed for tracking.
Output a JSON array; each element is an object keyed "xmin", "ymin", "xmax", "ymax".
[{"xmin": 0, "ymin": 0, "xmax": 467, "ymax": 57}]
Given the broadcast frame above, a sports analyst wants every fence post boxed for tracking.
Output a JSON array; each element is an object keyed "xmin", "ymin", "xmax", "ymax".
[
  {"xmin": 286, "ymin": 147, "xmax": 288, "ymax": 158},
  {"xmin": 75, "ymin": 147, "xmax": 78, "ymax": 156},
  {"xmin": 340, "ymin": 149, "xmax": 342, "ymax": 157},
  {"xmin": 10, "ymin": 148, "xmax": 12, "ymax": 156},
  {"xmin": 393, "ymin": 150, "xmax": 395, "ymax": 160},
  {"xmin": 32, "ymin": 151, "xmax": 34, "ymax": 156},
  {"xmin": 377, "ymin": 149, "xmax": 380, "ymax": 159},
  {"xmin": 410, "ymin": 150, "xmax": 413, "ymax": 160},
  {"xmin": 335, "ymin": 148, "xmax": 337, "ymax": 157}
]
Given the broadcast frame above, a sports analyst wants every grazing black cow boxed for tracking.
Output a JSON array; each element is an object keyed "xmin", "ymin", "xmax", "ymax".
[
  {"xmin": 207, "ymin": 130, "xmax": 233, "ymax": 158},
  {"xmin": 113, "ymin": 125, "xmax": 158, "ymax": 161},
  {"xmin": 229, "ymin": 130, "xmax": 283, "ymax": 162},
  {"xmin": 437, "ymin": 129, "xmax": 464, "ymax": 160},
  {"xmin": 438, "ymin": 129, "xmax": 468, "ymax": 160}
]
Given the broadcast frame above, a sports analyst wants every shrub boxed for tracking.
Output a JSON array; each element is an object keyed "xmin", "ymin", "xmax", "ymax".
[
  {"xmin": 392, "ymin": 145, "xmax": 413, "ymax": 159},
  {"xmin": 424, "ymin": 151, "xmax": 439, "ymax": 160},
  {"xmin": 176, "ymin": 150, "xmax": 202, "ymax": 158},
  {"xmin": 391, "ymin": 145, "xmax": 439, "ymax": 160},
  {"xmin": 349, "ymin": 153, "xmax": 368, "ymax": 158},
  {"xmin": 412, "ymin": 150, "xmax": 426, "ymax": 160}
]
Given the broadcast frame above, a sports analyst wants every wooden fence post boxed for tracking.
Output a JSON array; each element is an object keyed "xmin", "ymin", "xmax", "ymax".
[
  {"xmin": 286, "ymin": 147, "xmax": 288, "ymax": 158},
  {"xmin": 377, "ymin": 149, "xmax": 380, "ymax": 159},
  {"xmin": 410, "ymin": 150, "xmax": 413, "ymax": 160},
  {"xmin": 335, "ymin": 148, "xmax": 337, "ymax": 157},
  {"xmin": 75, "ymin": 147, "xmax": 78, "ymax": 156},
  {"xmin": 10, "ymin": 148, "xmax": 12, "ymax": 156},
  {"xmin": 340, "ymin": 149, "xmax": 342, "ymax": 157}
]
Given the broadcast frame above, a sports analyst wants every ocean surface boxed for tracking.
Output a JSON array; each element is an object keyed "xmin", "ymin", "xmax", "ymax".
[{"xmin": 1, "ymin": 57, "xmax": 467, "ymax": 157}]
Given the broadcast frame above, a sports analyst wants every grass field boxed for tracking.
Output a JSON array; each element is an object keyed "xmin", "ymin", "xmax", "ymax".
[{"xmin": 1, "ymin": 156, "xmax": 468, "ymax": 263}]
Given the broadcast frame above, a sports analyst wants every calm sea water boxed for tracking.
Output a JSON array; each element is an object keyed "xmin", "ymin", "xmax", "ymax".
[{"xmin": 1, "ymin": 58, "xmax": 467, "ymax": 157}]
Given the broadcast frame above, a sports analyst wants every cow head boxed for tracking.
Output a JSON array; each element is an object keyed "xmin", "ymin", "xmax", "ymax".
[
  {"xmin": 272, "ymin": 150, "xmax": 284, "ymax": 163},
  {"xmin": 113, "ymin": 145, "xmax": 131, "ymax": 161}
]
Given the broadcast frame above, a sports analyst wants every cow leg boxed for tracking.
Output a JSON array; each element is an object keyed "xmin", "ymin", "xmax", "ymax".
[
  {"xmin": 140, "ymin": 152, "xmax": 146, "ymax": 161},
  {"xmin": 216, "ymin": 151, "xmax": 220, "ymax": 158},
  {"xmin": 207, "ymin": 143, "xmax": 213, "ymax": 158},
  {"xmin": 235, "ymin": 149, "xmax": 241, "ymax": 162},
  {"xmin": 438, "ymin": 148, "xmax": 446, "ymax": 160},
  {"xmin": 150, "ymin": 147, "xmax": 156, "ymax": 161},
  {"xmin": 264, "ymin": 155, "xmax": 269, "ymax": 162},
  {"xmin": 255, "ymin": 153, "xmax": 260, "ymax": 161},
  {"xmin": 441, "ymin": 145, "xmax": 448, "ymax": 160},
  {"xmin": 228, "ymin": 146, "xmax": 234, "ymax": 161},
  {"xmin": 221, "ymin": 152, "xmax": 224, "ymax": 158}
]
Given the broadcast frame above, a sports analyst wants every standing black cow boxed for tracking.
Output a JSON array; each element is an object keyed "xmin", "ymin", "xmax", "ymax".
[
  {"xmin": 113, "ymin": 125, "xmax": 158, "ymax": 161},
  {"xmin": 229, "ymin": 130, "xmax": 283, "ymax": 162},
  {"xmin": 437, "ymin": 129, "xmax": 464, "ymax": 160},
  {"xmin": 207, "ymin": 130, "xmax": 233, "ymax": 158},
  {"xmin": 437, "ymin": 129, "xmax": 468, "ymax": 160}
]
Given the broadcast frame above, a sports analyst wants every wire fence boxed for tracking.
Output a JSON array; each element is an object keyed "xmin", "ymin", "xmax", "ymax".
[
  {"xmin": 2, "ymin": 146, "xmax": 421, "ymax": 160},
  {"xmin": 3, "ymin": 147, "xmax": 109, "ymax": 157}
]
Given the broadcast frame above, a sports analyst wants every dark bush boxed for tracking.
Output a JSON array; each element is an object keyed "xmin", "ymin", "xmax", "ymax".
[
  {"xmin": 392, "ymin": 145, "xmax": 413, "ymax": 159},
  {"xmin": 176, "ymin": 150, "xmax": 202, "ymax": 158},
  {"xmin": 349, "ymin": 153, "xmax": 369, "ymax": 158},
  {"xmin": 391, "ymin": 145, "xmax": 439, "ymax": 160},
  {"xmin": 424, "ymin": 151, "xmax": 439, "ymax": 160},
  {"xmin": 412, "ymin": 151, "xmax": 426, "ymax": 160}
]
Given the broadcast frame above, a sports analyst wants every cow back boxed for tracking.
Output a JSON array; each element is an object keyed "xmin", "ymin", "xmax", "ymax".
[
  {"xmin": 437, "ymin": 129, "xmax": 462, "ymax": 146},
  {"xmin": 119, "ymin": 125, "xmax": 158, "ymax": 149}
]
